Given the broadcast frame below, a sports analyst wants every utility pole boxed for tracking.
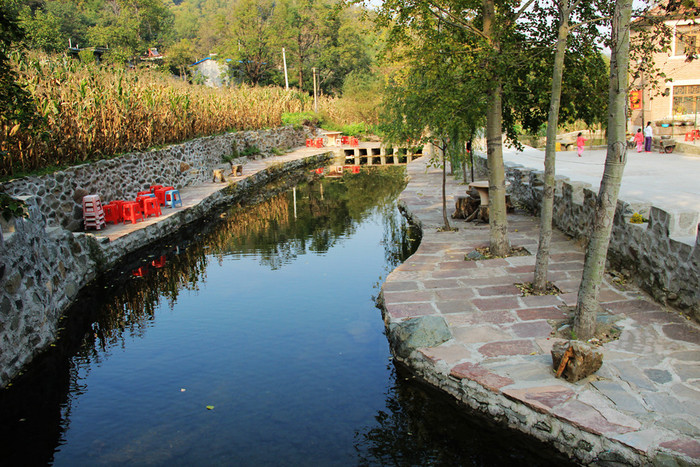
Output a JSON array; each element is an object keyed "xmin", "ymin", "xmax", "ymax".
[
  {"xmin": 312, "ymin": 67, "xmax": 318, "ymax": 113},
  {"xmin": 282, "ymin": 48, "xmax": 289, "ymax": 91}
]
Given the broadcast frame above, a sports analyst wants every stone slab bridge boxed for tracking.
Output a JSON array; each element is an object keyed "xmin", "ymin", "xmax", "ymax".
[{"xmin": 332, "ymin": 142, "xmax": 423, "ymax": 166}]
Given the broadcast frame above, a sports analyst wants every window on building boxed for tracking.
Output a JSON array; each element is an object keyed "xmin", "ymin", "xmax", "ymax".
[
  {"xmin": 673, "ymin": 85, "xmax": 700, "ymax": 115},
  {"xmin": 675, "ymin": 25, "xmax": 700, "ymax": 56}
]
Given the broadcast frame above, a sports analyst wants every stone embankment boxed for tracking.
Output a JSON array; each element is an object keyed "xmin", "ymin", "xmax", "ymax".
[
  {"xmin": 381, "ymin": 156, "xmax": 700, "ymax": 465},
  {"xmin": 0, "ymin": 126, "xmax": 329, "ymax": 388}
]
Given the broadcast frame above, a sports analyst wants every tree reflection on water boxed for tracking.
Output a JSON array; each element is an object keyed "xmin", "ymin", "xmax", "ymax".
[{"xmin": 0, "ymin": 166, "xmax": 419, "ymax": 465}]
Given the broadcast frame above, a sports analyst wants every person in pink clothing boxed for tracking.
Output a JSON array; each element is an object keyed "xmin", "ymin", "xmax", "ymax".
[
  {"xmin": 634, "ymin": 128, "xmax": 644, "ymax": 152},
  {"xmin": 576, "ymin": 132, "xmax": 586, "ymax": 157}
]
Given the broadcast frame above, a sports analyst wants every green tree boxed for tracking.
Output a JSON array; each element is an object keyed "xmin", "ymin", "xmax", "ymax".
[
  {"xmin": 18, "ymin": 5, "xmax": 65, "ymax": 53},
  {"xmin": 316, "ymin": 5, "xmax": 373, "ymax": 95},
  {"xmin": 87, "ymin": 0, "xmax": 172, "ymax": 62},
  {"xmin": 218, "ymin": 0, "xmax": 279, "ymax": 85},
  {"xmin": 380, "ymin": 12, "xmax": 486, "ymax": 231},
  {"xmin": 574, "ymin": 0, "xmax": 632, "ymax": 340},
  {"xmin": 524, "ymin": 0, "xmax": 609, "ymax": 293},
  {"xmin": 167, "ymin": 37, "xmax": 195, "ymax": 80},
  {"xmin": 279, "ymin": 0, "xmax": 321, "ymax": 92}
]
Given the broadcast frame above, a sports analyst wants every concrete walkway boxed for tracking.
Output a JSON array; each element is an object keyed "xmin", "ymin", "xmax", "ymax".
[
  {"xmin": 500, "ymin": 144, "xmax": 700, "ymax": 214},
  {"xmin": 381, "ymin": 156, "xmax": 700, "ymax": 465}
]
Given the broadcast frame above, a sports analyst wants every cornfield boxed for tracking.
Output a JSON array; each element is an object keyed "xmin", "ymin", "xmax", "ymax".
[{"xmin": 1, "ymin": 54, "xmax": 336, "ymax": 178}]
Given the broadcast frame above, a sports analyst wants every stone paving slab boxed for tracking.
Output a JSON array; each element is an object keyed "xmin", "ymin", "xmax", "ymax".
[{"xmin": 381, "ymin": 156, "xmax": 700, "ymax": 465}]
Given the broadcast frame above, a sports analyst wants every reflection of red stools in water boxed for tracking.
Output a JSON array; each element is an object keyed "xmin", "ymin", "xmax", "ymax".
[
  {"xmin": 122, "ymin": 201, "xmax": 144, "ymax": 224},
  {"xmin": 351, "ymin": 165, "xmax": 360, "ymax": 174},
  {"xmin": 151, "ymin": 255, "xmax": 166, "ymax": 268},
  {"xmin": 155, "ymin": 186, "xmax": 174, "ymax": 205},
  {"xmin": 132, "ymin": 266, "xmax": 148, "ymax": 277},
  {"xmin": 103, "ymin": 203, "xmax": 122, "ymax": 224},
  {"xmin": 138, "ymin": 195, "xmax": 161, "ymax": 218}
]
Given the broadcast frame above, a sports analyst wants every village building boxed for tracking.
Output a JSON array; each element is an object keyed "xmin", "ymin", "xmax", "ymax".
[{"xmin": 630, "ymin": 5, "xmax": 700, "ymax": 137}]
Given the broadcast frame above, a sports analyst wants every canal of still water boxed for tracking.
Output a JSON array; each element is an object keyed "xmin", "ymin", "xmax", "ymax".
[{"xmin": 0, "ymin": 166, "xmax": 574, "ymax": 466}]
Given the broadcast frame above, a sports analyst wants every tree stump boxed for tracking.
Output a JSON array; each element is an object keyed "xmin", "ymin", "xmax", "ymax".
[
  {"xmin": 230, "ymin": 164, "xmax": 243, "ymax": 176},
  {"xmin": 212, "ymin": 169, "xmax": 226, "ymax": 182},
  {"xmin": 452, "ymin": 194, "xmax": 480, "ymax": 219},
  {"xmin": 551, "ymin": 340, "xmax": 603, "ymax": 382}
]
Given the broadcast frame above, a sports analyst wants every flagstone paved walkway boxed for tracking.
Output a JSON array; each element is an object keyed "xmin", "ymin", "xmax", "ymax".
[{"xmin": 381, "ymin": 156, "xmax": 700, "ymax": 465}]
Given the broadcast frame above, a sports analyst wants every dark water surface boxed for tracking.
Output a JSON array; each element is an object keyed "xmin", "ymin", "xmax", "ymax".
[{"xmin": 1, "ymin": 167, "xmax": 574, "ymax": 466}]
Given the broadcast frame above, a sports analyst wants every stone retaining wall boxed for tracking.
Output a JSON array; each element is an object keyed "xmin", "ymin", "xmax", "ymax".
[
  {"xmin": 474, "ymin": 155, "xmax": 700, "ymax": 320},
  {"xmin": 0, "ymin": 125, "xmax": 315, "ymax": 232},
  {"xmin": 0, "ymin": 126, "xmax": 326, "ymax": 388}
]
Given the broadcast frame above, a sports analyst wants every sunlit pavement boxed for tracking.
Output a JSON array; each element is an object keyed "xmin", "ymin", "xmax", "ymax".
[
  {"xmin": 381, "ymin": 155, "xmax": 700, "ymax": 464},
  {"xmin": 500, "ymin": 144, "xmax": 700, "ymax": 213}
]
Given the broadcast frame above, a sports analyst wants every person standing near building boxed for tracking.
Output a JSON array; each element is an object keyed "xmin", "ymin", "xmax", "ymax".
[
  {"xmin": 634, "ymin": 128, "xmax": 644, "ymax": 152},
  {"xmin": 644, "ymin": 121, "xmax": 653, "ymax": 152},
  {"xmin": 576, "ymin": 132, "xmax": 586, "ymax": 157}
]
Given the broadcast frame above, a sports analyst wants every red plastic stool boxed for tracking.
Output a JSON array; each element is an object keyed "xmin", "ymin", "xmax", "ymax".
[
  {"xmin": 122, "ymin": 201, "xmax": 144, "ymax": 224},
  {"xmin": 103, "ymin": 203, "xmax": 121, "ymax": 224},
  {"xmin": 306, "ymin": 138, "xmax": 313, "ymax": 147},
  {"xmin": 150, "ymin": 184, "xmax": 163, "ymax": 194},
  {"xmin": 154, "ymin": 186, "xmax": 174, "ymax": 205},
  {"xmin": 139, "ymin": 196, "xmax": 161, "ymax": 218}
]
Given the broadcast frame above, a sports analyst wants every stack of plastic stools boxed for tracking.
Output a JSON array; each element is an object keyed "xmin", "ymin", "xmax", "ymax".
[
  {"xmin": 122, "ymin": 201, "xmax": 144, "ymax": 224},
  {"xmin": 164, "ymin": 189, "xmax": 182, "ymax": 208},
  {"xmin": 83, "ymin": 195, "xmax": 106, "ymax": 230}
]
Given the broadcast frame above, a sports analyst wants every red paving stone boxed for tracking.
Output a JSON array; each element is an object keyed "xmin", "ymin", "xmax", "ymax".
[
  {"xmin": 476, "ymin": 284, "xmax": 523, "ymax": 297},
  {"xmin": 516, "ymin": 306, "xmax": 569, "ymax": 321},
  {"xmin": 385, "ymin": 302, "xmax": 436, "ymax": 319},
  {"xmin": 660, "ymin": 438, "xmax": 700, "ymax": 460},
  {"xmin": 553, "ymin": 400, "xmax": 639, "ymax": 435},
  {"xmin": 450, "ymin": 362, "xmax": 514, "ymax": 391},
  {"xmin": 502, "ymin": 386, "xmax": 575, "ymax": 412},
  {"xmin": 383, "ymin": 290, "xmax": 434, "ymax": 303},
  {"xmin": 520, "ymin": 294, "xmax": 565, "ymax": 307},
  {"xmin": 472, "ymin": 296, "xmax": 521, "ymax": 312}
]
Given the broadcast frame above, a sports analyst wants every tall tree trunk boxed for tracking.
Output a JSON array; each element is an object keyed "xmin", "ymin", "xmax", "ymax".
[
  {"xmin": 574, "ymin": 0, "xmax": 632, "ymax": 340},
  {"xmin": 483, "ymin": 0, "xmax": 509, "ymax": 256},
  {"xmin": 441, "ymin": 142, "xmax": 451, "ymax": 230},
  {"xmin": 533, "ymin": 2, "xmax": 572, "ymax": 292}
]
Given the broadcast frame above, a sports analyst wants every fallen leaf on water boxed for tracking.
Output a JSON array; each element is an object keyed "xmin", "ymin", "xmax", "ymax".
[{"xmin": 206, "ymin": 405, "xmax": 214, "ymax": 410}]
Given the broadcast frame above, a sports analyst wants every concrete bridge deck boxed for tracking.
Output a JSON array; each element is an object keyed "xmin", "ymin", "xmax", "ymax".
[{"xmin": 381, "ymin": 155, "xmax": 700, "ymax": 465}]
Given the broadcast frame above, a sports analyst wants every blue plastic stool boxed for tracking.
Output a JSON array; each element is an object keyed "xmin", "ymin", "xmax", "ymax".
[{"xmin": 164, "ymin": 189, "xmax": 182, "ymax": 208}]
